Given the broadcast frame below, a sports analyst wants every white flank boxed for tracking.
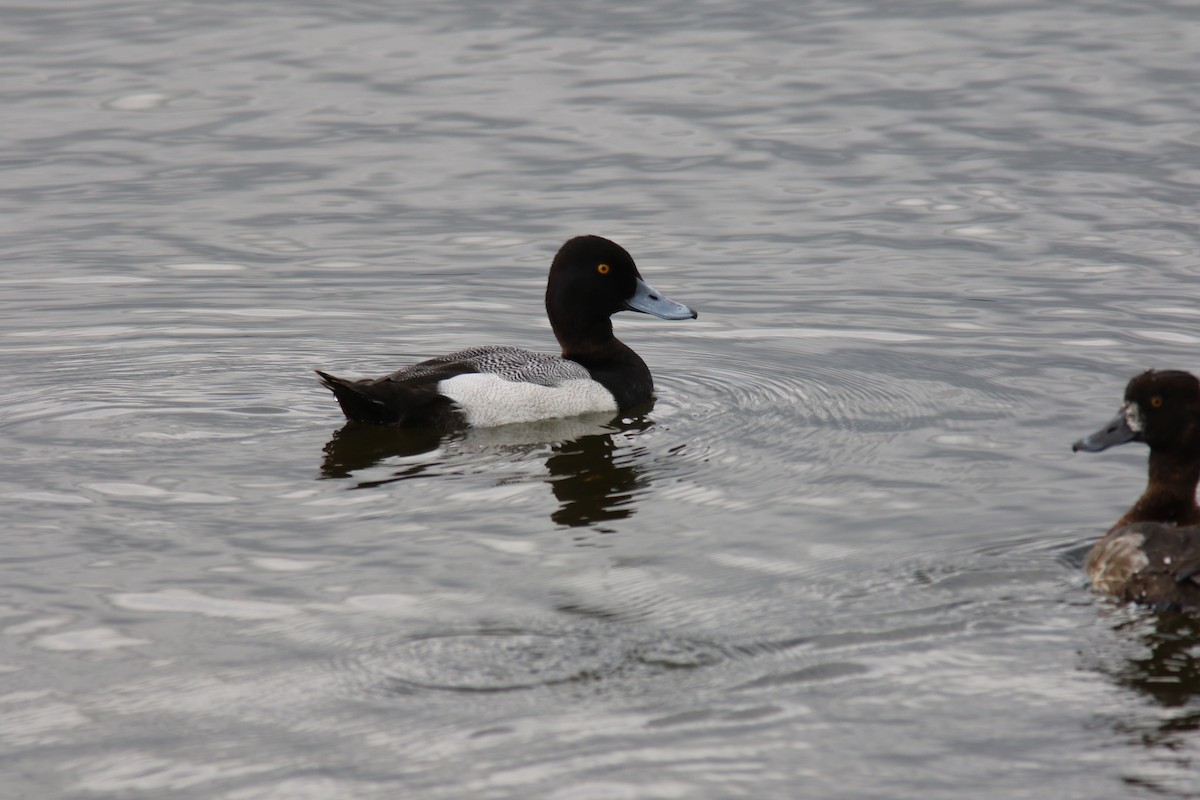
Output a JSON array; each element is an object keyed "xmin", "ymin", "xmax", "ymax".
[{"xmin": 438, "ymin": 374, "xmax": 617, "ymax": 427}]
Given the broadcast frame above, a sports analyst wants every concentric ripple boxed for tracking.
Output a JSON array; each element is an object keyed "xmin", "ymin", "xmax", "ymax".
[
  {"xmin": 648, "ymin": 336, "xmax": 1024, "ymax": 487},
  {"xmin": 343, "ymin": 627, "xmax": 732, "ymax": 697}
]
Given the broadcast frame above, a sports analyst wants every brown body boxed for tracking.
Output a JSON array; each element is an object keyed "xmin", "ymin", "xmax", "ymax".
[{"xmin": 1075, "ymin": 370, "xmax": 1200, "ymax": 611}]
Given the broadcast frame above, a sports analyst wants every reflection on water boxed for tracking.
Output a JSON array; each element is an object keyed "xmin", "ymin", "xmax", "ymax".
[
  {"xmin": 1113, "ymin": 615, "xmax": 1200, "ymax": 710},
  {"xmin": 1091, "ymin": 613, "xmax": 1200, "ymax": 795},
  {"xmin": 546, "ymin": 415, "xmax": 653, "ymax": 529},
  {"xmin": 320, "ymin": 411, "xmax": 657, "ymax": 528},
  {"xmin": 320, "ymin": 423, "xmax": 446, "ymax": 480}
]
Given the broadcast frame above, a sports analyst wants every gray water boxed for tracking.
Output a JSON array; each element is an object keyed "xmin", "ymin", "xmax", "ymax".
[{"xmin": 4, "ymin": 1, "xmax": 1200, "ymax": 797}]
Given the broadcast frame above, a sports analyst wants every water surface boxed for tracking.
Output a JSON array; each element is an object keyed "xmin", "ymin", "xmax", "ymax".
[{"xmin": 4, "ymin": 1, "xmax": 1200, "ymax": 797}]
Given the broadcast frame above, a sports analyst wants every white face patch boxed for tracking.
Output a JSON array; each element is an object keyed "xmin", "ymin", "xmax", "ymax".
[
  {"xmin": 438, "ymin": 373, "xmax": 618, "ymax": 428},
  {"xmin": 1122, "ymin": 401, "xmax": 1144, "ymax": 433}
]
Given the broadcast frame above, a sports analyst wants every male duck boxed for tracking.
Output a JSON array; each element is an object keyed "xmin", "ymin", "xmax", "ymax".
[
  {"xmin": 316, "ymin": 235, "xmax": 696, "ymax": 429},
  {"xmin": 1073, "ymin": 369, "xmax": 1200, "ymax": 610}
]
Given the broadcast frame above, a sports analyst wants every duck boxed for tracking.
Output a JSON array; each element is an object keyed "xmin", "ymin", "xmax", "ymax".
[
  {"xmin": 316, "ymin": 235, "xmax": 697, "ymax": 429},
  {"xmin": 1072, "ymin": 369, "xmax": 1200, "ymax": 611}
]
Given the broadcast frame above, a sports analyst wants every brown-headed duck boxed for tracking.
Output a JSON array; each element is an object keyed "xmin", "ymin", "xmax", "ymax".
[{"xmin": 1073, "ymin": 369, "xmax": 1200, "ymax": 610}]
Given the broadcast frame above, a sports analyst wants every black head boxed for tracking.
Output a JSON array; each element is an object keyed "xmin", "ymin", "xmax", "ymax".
[
  {"xmin": 544, "ymin": 235, "xmax": 695, "ymax": 350},
  {"xmin": 1073, "ymin": 369, "xmax": 1200, "ymax": 453},
  {"xmin": 547, "ymin": 236, "xmax": 642, "ymax": 319}
]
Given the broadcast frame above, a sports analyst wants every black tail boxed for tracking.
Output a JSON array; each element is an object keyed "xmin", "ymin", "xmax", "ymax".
[
  {"xmin": 315, "ymin": 370, "xmax": 405, "ymax": 425},
  {"xmin": 315, "ymin": 369, "xmax": 460, "ymax": 427}
]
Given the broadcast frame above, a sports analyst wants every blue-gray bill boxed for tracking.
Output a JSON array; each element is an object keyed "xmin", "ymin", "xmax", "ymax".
[
  {"xmin": 624, "ymin": 277, "xmax": 697, "ymax": 320},
  {"xmin": 1072, "ymin": 409, "xmax": 1138, "ymax": 452}
]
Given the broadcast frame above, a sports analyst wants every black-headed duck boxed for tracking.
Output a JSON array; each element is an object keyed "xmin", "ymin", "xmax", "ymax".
[
  {"xmin": 1073, "ymin": 369, "xmax": 1200, "ymax": 610},
  {"xmin": 316, "ymin": 235, "xmax": 696, "ymax": 428}
]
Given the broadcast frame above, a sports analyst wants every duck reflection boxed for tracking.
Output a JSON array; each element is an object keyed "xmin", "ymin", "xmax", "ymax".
[
  {"xmin": 545, "ymin": 417, "xmax": 652, "ymax": 527},
  {"xmin": 1098, "ymin": 613, "xmax": 1200, "ymax": 762},
  {"xmin": 318, "ymin": 409, "xmax": 654, "ymax": 527},
  {"xmin": 1109, "ymin": 614, "xmax": 1200, "ymax": 708},
  {"xmin": 319, "ymin": 422, "xmax": 445, "ymax": 481}
]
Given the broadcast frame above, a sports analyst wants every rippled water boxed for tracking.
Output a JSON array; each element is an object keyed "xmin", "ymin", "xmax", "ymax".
[{"xmin": 5, "ymin": 1, "xmax": 1200, "ymax": 797}]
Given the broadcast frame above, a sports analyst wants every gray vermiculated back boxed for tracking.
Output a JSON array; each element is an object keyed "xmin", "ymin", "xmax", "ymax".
[{"xmin": 391, "ymin": 346, "xmax": 591, "ymax": 387}]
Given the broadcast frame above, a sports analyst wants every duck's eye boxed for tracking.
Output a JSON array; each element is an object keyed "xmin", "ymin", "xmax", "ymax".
[
  {"xmin": 1150, "ymin": 396, "xmax": 1163, "ymax": 408},
  {"xmin": 597, "ymin": 263, "xmax": 610, "ymax": 275}
]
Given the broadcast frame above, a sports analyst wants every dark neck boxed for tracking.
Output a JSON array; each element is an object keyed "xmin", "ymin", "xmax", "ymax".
[
  {"xmin": 550, "ymin": 313, "xmax": 614, "ymax": 354},
  {"xmin": 560, "ymin": 335, "xmax": 652, "ymax": 412},
  {"xmin": 548, "ymin": 306, "xmax": 654, "ymax": 410},
  {"xmin": 1114, "ymin": 450, "xmax": 1200, "ymax": 531}
]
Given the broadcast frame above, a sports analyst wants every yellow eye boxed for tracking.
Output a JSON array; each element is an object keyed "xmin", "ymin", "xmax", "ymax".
[
  {"xmin": 597, "ymin": 263, "xmax": 610, "ymax": 275},
  {"xmin": 1151, "ymin": 396, "xmax": 1163, "ymax": 408}
]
